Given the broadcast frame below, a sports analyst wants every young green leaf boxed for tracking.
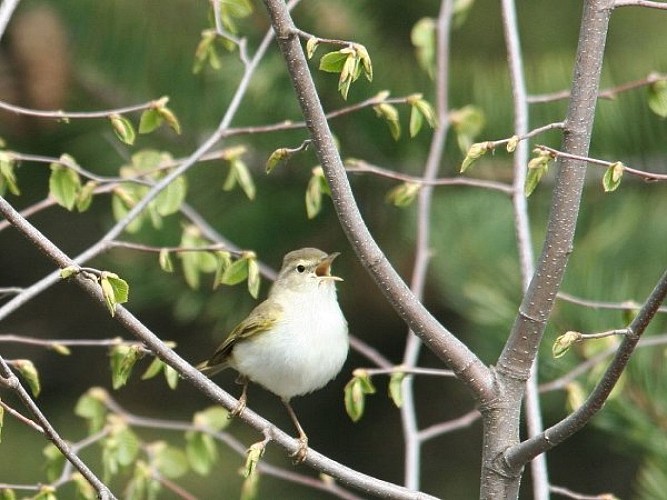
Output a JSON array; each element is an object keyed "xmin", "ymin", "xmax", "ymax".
[
  {"xmin": 100, "ymin": 272, "xmax": 130, "ymax": 317},
  {"xmin": 138, "ymin": 108, "xmax": 164, "ymax": 134},
  {"xmin": 247, "ymin": 257, "xmax": 261, "ymax": 299},
  {"xmin": 243, "ymin": 442, "xmax": 265, "ymax": 478},
  {"xmin": 60, "ymin": 265, "xmax": 79, "ymax": 279},
  {"xmin": 305, "ymin": 170, "xmax": 323, "ymax": 219},
  {"xmin": 71, "ymin": 472, "xmax": 96, "ymax": 500},
  {"xmin": 460, "ymin": 142, "xmax": 490, "ymax": 173},
  {"xmin": 153, "ymin": 443, "xmax": 189, "ymax": 479},
  {"xmin": 14, "ymin": 359, "xmax": 41, "ymax": 397},
  {"xmin": 506, "ymin": 135, "xmax": 520, "ymax": 153},
  {"xmin": 411, "ymin": 17, "xmax": 436, "ymax": 78},
  {"xmin": 186, "ymin": 430, "xmax": 218, "ymax": 475},
  {"xmin": 220, "ymin": 257, "xmax": 250, "ymax": 286},
  {"xmin": 157, "ymin": 106, "xmax": 181, "ymax": 135},
  {"xmin": 386, "ymin": 182, "xmax": 420, "ymax": 207},
  {"xmin": 388, "ymin": 370, "xmax": 406, "ymax": 408},
  {"xmin": 193, "ymin": 406, "xmax": 230, "ymax": 432},
  {"xmin": 409, "ymin": 104, "xmax": 424, "ymax": 137},
  {"xmin": 602, "ymin": 161, "xmax": 624, "ymax": 192},
  {"xmin": 142, "ymin": 357, "xmax": 165, "ymax": 380},
  {"xmin": 43, "ymin": 444, "xmax": 65, "ymax": 483},
  {"xmin": 306, "ymin": 37, "xmax": 319, "ymax": 59},
  {"xmin": 0, "ymin": 152, "xmax": 20, "ymax": 196},
  {"xmin": 647, "ymin": 79, "xmax": 667, "ymax": 118},
  {"xmin": 232, "ymin": 159, "xmax": 256, "ymax": 200},
  {"xmin": 75, "ymin": 387, "xmax": 108, "ymax": 433},
  {"xmin": 154, "ymin": 175, "xmax": 187, "ymax": 216},
  {"xmin": 109, "ymin": 114, "xmax": 136, "ymax": 145},
  {"xmin": 110, "ymin": 344, "xmax": 143, "ymax": 389},
  {"xmin": 50, "ymin": 343, "xmax": 71, "ymax": 356},
  {"xmin": 164, "ymin": 364, "xmax": 179, "ymax": 389},
  {"xmin": 241, "ymin": 467, "xmax": 260, "ymax": 500},
  {"xmin": 265, "ymin": 148, "xmax": 290, "ymax": 174},
  {"xmin": 76, "ymin": 180, "xmax": 97, "ymax": 212},
  {"xmin": 450, "ymin": 105, "xmax": 486, "ymax": 152},
  {"xmin": 565, "ymin": 381, "xmax": 586, "ymax": 412},
  {"xmin": 344, "ymin": 377, "xmax": 366, "ymax": 422},
  {"xmin": 159, "ymin": 248, "xmax": 174, "ymax": 273},
  {"xmin": 49, "ymin": 162, "xmax": 81, "ymax": 210},
  {"xmin": 552, "ymin": 331, "xmax": 581, "ymax": 358},
  {"xmin": 319, "ymin": 50, "xmax": 348, "ymax": 73},
  {"xmin": 373, "ymin": 102, "xmax": 401, "ymax": 140}
]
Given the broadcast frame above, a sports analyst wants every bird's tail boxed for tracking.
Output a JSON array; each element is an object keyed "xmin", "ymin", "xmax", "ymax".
[{"xmin": 196, "ymin": 360, "xmax": 227, "ymax": 378}]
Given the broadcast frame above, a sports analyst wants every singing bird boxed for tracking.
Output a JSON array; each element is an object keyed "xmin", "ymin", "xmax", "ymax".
[{"xmin": 198, "ymin": 248, "xmax": 349, "ymax": 461}]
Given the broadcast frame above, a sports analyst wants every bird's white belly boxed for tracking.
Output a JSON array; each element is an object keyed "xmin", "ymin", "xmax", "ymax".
[{"xmin": 230, "ymin": 294, "xmax": 348, "ymax": 399}]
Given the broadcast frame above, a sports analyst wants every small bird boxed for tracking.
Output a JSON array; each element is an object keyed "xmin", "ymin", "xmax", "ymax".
[{"xmin": 198, "ymin": 248, "xmax": 349, "ymax": 462}]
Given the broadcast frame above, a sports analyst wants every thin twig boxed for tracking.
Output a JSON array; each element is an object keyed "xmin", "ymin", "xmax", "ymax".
[
  {"xmin": 0, "ymin": 97, "xmax": 156, "ymax": 120},
  {"xmin": 417, "ymin": 409, "xmax": 481, "ymax": 442},
  {"xmin": 614, "ymin": 0, "xmax": 667, "ymax": 9},
  {"xmin": 557, "ymin": 291, "xmax": 667, "ymax": 313},
  {"xmin": 535, "ymin": 144, "xmax": 667, "ymax": 181}
]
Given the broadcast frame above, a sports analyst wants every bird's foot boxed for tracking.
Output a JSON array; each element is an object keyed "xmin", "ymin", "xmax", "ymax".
[
  {"xmin": 290, "ymin": 435, "xmax": 309, "ymax": 464},
  {"xmin": 229, "ymin": 397, "xmax": 246, "ymax": 419}
]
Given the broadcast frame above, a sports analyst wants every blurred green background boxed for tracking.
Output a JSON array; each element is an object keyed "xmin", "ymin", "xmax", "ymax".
[{"xmin": 0, "ymin": 0, "xmax": 666, "ymax": 498}]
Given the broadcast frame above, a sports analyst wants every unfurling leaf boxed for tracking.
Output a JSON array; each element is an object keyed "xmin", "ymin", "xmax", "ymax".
[
  {"xmin": 460, "ymin": 142, "xmax": 490, "ymax": 173},
  {"xmin": 151, "ymin": 442, "xmax": 189, "ymax": 479},
  {"xmin": 138, "ymin": 108, "xmax": 163, "ymax": 134},
  {"xmin": 110, "ymin": 344, "xmax": 143, "ymax": 389},
  {"xmin": 373, "ymin": 102, "xmax": 401, "ymax": 140},
  {"xmin": 409, "ymin": 104, "xmax": 423, "ymax": 138},
  {"xmin": 60, "ymin": 265, "xmax": 79, "ymax": 279},
  {"xmin": 266, "ymin": 148, "xmax": 290, "ymax": 174},
  {"xmin": 241, "ymin": 463, "xmax": 260, "ymax": 500},
  {"xmin": 647, "ymin": 78, "xmax": 667, "ymax": 118},
  {"xmin": 411, "ymin": 18, "xmax": 436, "ymax": 78},
  {"xmin": 305, "ymin": 166, "xmax": 330, "ymax": 218},
  {"xmin": 109, "ymin": 114, "xmax": 136, "ymax": 145},
  {"xmin": 142, "ymin": 357, "xmax": 165, "ymax": 380},
  {"xmin": 386, "ymin": 182, "xmax": 420, "ymax": 207},
  {"xmin": 49, "ymin": 161, "xmax": 81, "ymax": 211},
  {"xmin": 0, "ymin": 151, "xmax": 20, "ymax": 196},
  {"xmin": 219, "ymin": 258, "xmax": 249, "ymax": 287},
  {"xmin": 524, "ymin": 149, "xmax": 553, "ymax": 197},
  {"xmin": 157, "ymin": 106, "xmax": 181, "ymax": 135},
  {"xmin": 243, "ymin": 442, "xmax": 265, "ymax": 478},
  {"xmin": 75, "ymin": 387, "xmax": 108, "ymax": 433},
  {"xmin": 602, "ymin": 162, "xmax": 624, "ymax": 192},
  {"xmin": 100, "ymin": 271, "xmax": 130, "ymax": 317},
  {"xmin": 186, "ymin": 430, "xmax": 218, "ymax": 475},
  {"xmin": 552, "ymin": 330, "xmax": 581, "ymax": 358},
  {"xmin": 306, "ymin": 37, "xmax": 319, "ymax": 59},
  {"xmin": 14, "ymin": 359, "xmax": 41, "ymax": 397},
  {"xmin": 344, "ymin": 370, "xmax": 376, "ymax": 422},
  {"xmin": 388, "ymin": 370, "xmax": 406, "ymax": 408},
  {"xmin": 450, "ymin": 105, "xmax": 486, "ymax": 152},
  {"xmin": 76, "ymin": 181, "xmax": 97, "ymax": 212},
  {"xmin": 247, "ymin": 257, "xmax": 261, "ymax": 299},
  {"xmin": 159, "ymin": 248, "xmax": 174, "ymax": 273},
  {"xmin": 319, "ymin": 50, "xmax": 348, "ymax": 73},
  {"xmin": 506, "ymin": 135, "xmax": 520, "ymax": 153}
]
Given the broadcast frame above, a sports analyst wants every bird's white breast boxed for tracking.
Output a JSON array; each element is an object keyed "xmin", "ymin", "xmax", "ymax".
[{"xmin": 230, "ymin": 283, "xmax": 348, "ymax": 399}]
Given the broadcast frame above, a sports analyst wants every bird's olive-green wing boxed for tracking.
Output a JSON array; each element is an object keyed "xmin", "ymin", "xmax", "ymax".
[{"xmin": 201, "ymin": 300, "xmax": 282, "ymax": 370}]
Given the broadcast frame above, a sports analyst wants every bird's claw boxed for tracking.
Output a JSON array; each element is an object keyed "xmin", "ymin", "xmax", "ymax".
[{"xmin": 290, "ymin": 436, "xmax": 309, "ymax": 464}]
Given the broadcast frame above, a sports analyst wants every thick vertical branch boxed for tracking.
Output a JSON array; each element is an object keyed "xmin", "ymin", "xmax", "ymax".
[
  {"xmin": 401, "ymin": 0, "xmax": 454, "ymax": 490},
  {"xmin": 260, "ymin": 0, "xmax": 496, "ymax": 404},
  {"xmin": 482, "ymin": 1, "xmax": 613, "ymax": 498}
]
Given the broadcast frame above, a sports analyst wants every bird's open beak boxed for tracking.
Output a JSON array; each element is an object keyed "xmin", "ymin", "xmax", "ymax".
[{"xmin": 315, "ymin": 252, "xmax": 343, "ymax": 281}]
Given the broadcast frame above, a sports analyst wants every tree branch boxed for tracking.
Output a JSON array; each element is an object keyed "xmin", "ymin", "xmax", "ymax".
[{"xmin": 504, "ymin": 268, "xmax": 667, "ymax": 470}]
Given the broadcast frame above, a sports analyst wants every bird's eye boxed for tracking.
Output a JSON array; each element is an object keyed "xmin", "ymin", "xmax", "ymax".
[{"xmin": 296, "ymin": 264, "xmax": 306, "ymax": 273}]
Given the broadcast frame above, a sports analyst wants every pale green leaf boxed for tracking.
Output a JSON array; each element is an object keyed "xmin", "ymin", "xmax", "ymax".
[
  {"xmin": 388, "ymin": 371, "xmax": 406, "ymax": 408},
  {"xmin": 220, "ymin": 258, "xmax": 249, "ymax": 286},
  {"xmin": 647, "ymin": 79, "xmax": 667, "ymax": 118},
  {"xmin": 602, "ymin": 162, "xmax": 624, "ymax": 192},
  {"xmin": 319, "ymin": 50, "xmax": 348, "ymax": 73},
  {"xmin": 109, "ymin": 114, "xmax": 136, "ymax": 145},
  {"xmin": 14, "ymin": 359, "xmax": 40, "ymax": 397},
  {"xmin": 159, "ymin": 249, "xmax": 174, "ymax": 273},
  {"xmin": 110, "ymin": 344, "xmax": 143, "ymax": 389},
  {"xmin": 138, "ymin": 108, "xmax": 164, "ymax": 134},
  {"xmin": 49, "ymin": 162, "xmax": 81, "ymax": 210},
  {"xmin": 247, "ymin": 257, "xmax": 261, "ymax": 298}
]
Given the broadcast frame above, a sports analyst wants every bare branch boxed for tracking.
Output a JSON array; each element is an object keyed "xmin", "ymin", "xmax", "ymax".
[
  {"xmin": 614, "ymin": 0, "xmax": 667, "ymax": 9},
  {"xmin": 557, "ymin": 291, "xmax": 667, "ymax": 313},
  {"xmin": 505, "ymin": 269, "xmax": 667, "ymax": 470},
  {"xmin": 0, "ymin": 97, "xmax": 156, "ymax": 120}
]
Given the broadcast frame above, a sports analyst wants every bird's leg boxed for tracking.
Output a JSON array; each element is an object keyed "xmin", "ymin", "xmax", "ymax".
[
  {"xmin": 230, "ymin": 375, "xmax": 248, "ymax": 418},
  {"xmin": 281, "ymin": 398, "xmax": 308, "ymax": 464}
]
